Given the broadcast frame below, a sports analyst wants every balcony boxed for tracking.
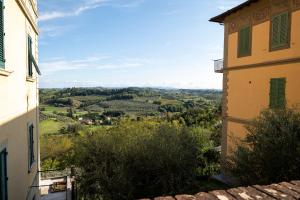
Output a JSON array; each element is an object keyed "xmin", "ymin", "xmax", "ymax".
[{"xmin": 214, "ymin": 59, "xmax": 224, "ymax": 73}]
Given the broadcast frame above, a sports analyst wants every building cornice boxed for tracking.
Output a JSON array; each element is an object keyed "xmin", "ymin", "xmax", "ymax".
[
  {"xmin": 28, "ymin": 0, "xmax": 39, "ymax": 18},
  {"xmin": 15, "ymin": 0, "xmax": 39, "ymax": 35},
  {"xmin": 222, "ymin": 0, "xmax": 300, "ymax": 34}
]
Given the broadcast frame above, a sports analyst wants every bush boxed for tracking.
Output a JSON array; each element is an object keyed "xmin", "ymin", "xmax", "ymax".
[
  {"xmin": 41, "ymin": 135, "xmax": 74, "ymax": 170},
  {"xmin": 73, "ymin": 121, "xmax": 219, "ymax": 200},
  {"xmin": 228, "ymin": 108, "xmax": 300, "ymax": 185}
]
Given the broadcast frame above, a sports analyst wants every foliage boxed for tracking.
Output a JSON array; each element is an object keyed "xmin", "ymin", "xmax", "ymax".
[
  {"xmin": 40, "ymin": 119, "xmax": 65, "ymax": 135},
  {"xmin": 228, "ymin": 108, "xmax": 300, "ymax": 185},
  {"xmin": 170, "ymin": 107, "xmax": 219, "ymax": 129},
  {"xmin": 40, "ymin": 135, "xmax": 74, "ymax": 170},
  {"xmin": 67, "ymin": 108, "xmax": 75, "ymax": 118},
  {"xmin": 59, "ymin": 123, "xmax": 83, "ymax": 135},
  {"xmin": 73, "ymin": 121, "xmax": 219, "ymax": 200},
  {"xmin": 102, "ymin": 110, "xmax": 125, "ymax": 117},
  {"xmin": 39, "ymin": 88, "xmax": 222, "ymax": 121},
  {"xmin": 210, "ymin": 122, "xmax": 222, "ymax": 146},
  {"xmin": 158, "ymin": 104, "xmax": 184, "ymax": 113},
  {"xmin": 107, "ymin": 94, "xmax": 134, "ymax": 101}
]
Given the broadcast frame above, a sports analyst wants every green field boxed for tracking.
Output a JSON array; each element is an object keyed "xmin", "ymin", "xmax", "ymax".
[{"xmin": 40, "ymin": 119, "xmax": 65, "ymax": 135}]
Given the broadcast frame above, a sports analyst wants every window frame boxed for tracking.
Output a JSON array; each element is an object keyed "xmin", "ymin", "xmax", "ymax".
[
  {"xmin": 269, "ymin": 78, "xmax": 286, "ymax": 109},
  {"xmin": 269, "ymin": 11, "xmax": 291, "ymax": 52},
  {"xmin": 28, "ymin": 123, "xmax": 35, "ymax": 173},
  {"xmin": 237, "ymin": 25, "xmax": 252, "ymax": 58},
  {"xmin": 27, "ymin": 35, "xmax": 33, "ymax": 77}
]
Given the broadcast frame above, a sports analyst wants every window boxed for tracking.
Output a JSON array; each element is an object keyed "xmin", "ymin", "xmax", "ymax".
[
  {"xmin": 269, "ymin": 78, "xmax": 286, "ymax": 109},
  {"xmin": 0, "ymin": 149, "xmax": 8, "ymax": 200},
  {"xmin": 28, "ymin": 124, "xmax": 35, "ymax": 171},
  {"xmin": 28, "ymin": 36, "xmax": 33, "ymax": 77},
  {"xmin": 0, "ymin": 0, "xmax": 5, "ymax": 69},
  {"xmin": 27, "ymin": 35, "xmax": 41, "ymax": 77},
  {"xmin": 238, "ymin": 26, "xmax": 251, "ymax": 57},
  {"xmin": 270, "ymin": 12, "xmax": 290, "ymax": 50}
]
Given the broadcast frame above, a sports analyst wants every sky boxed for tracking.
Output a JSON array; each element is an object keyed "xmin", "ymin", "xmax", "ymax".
[{"xmin": 38, "ymin": 0, "xmax": 245, "ymax": 89}]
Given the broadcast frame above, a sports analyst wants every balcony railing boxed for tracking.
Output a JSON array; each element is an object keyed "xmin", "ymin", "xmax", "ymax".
[
  {"xmin": 214, "ymin": 59, "xmax": 224, "ymax": 73},
  {"xmin": 28, "ymin": 168, "xmax": 77, "ymax": 200}
]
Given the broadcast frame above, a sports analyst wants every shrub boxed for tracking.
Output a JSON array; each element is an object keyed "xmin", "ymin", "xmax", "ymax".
[
  {"xmin": 102, "ymin": 110, "xmax": 125, "ymax": 117},
  {"xmin": 73, "ymin": 121, "xmax": 219, "ymax": 200},
  {"xmin": 41, "ymin": 135, "xmax": 74, "ymax": 170},
  {"xmin": 228, "ymin": 108, "xmax": 300, "ymax": 185}
]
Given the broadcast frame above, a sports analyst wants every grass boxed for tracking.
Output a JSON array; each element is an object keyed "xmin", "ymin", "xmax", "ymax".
[
  {"xmin": 41, "ymin": 105, "xmax": 69, "ymax": 115},
  {"xmin": 40, "ymin": 119, "xmax": 65, "ymax": 135}
]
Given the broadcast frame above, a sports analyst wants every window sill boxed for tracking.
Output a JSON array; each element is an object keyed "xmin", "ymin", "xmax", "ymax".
[
  {"xmin": 26, "ymin": 76, "xmax": 36, "ymax": 82},
  {"xmin": 0, "ymin": 69, "xmax": 13, "ymax": 77}
]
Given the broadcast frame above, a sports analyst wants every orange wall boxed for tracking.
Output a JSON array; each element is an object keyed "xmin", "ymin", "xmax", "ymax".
[
  {"xmin": 227, "ymin": 10, "xmax": 300, "ymax": 68},
  {"xmin": 227, "ymin": 63, "xmax": 300, "ymax": 120},
  {"xmin": 222, "ymin": 8, "xmax": 300, "ymax": 156},
  {"xmin": 226, "ymin": 121, "xmax": 247, "ymax": 153}
]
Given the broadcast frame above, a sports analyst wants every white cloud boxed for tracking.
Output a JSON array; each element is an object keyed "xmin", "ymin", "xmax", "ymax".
[
  {"xmin": 39, "ymin": 0, "xmax": 109, "ymax": 21},
  {"xmin": 40, "ymin": 25, "xmax": 72, "ymax": 37},
  {"xmin": 39, "ymin": 0, "xmax": 146, "ymax": 22},
  {"xmin": 40, "ymin": 56, "xmax": 149, "ymax": 73}
]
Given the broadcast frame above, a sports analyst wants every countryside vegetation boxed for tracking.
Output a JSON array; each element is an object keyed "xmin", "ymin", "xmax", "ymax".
[{"xmin": 39, "ymin": 87, "xmax": 225, "ymax": 198}]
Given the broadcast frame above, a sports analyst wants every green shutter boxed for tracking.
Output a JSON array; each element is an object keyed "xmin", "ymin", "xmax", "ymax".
[
  {"xmin": 28, "ymin": 36, "xmax": 33, "ymax": 77},
  {"xmin": 0, "ymin": 0, "xmax": 4, "ymax": 69},
  {"xmin": 271, "ymin": 12, "xmax": 289, "ymax": 49},
  {"xmin": 238, "ymin": 26, "xmax": 251, "ymax": 57},
  {"xmin": 270, "ymin": 78, "xmax": 286, "ymax": 109},
  {"xmin": 271, "ymin": 15, "xmax": 280, "ymax": 48},
  {"xmin": 28, "ymin": 124, "xmax": 35, "ymax": 171},
  {"xmin": 280, "ymin": 13, "xmax": 289, "ymax": 46},
  {"xmin": 0, "ymin": 149, "xmax": 8, "ymax": 200}
]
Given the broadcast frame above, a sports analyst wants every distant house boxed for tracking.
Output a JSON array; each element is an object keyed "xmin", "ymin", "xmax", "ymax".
[
  {"xmin": 210, "ymin": 0, "xmax": 300, "ymax": 158},
  {"xmin": 0, "ymin": 0, "xmax": 41, "ymax": 199},
  {"xmin": 80, "ymin": 119, "xmax": 94, "ymax": 125}
]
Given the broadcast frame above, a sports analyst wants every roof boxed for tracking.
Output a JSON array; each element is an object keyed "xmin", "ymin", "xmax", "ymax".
[
  {"xmin": 210, "ymin": 0, "xmax": 258, "ymax": 23},
  {"xmin": 140, "ymin": 180, "xmax": 300, "ymax": 200}
]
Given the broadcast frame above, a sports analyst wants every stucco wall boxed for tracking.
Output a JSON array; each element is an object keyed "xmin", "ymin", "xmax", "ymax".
[
  {"xmin": 0, "ymin": 0, "xmax": 39, "ymax": 199},
  {"xmin": 227, "ymin": 63, "xmax": 300, "ymax": 120},
  {"xmin": 227, "ymin": 10, "xmax": 300, "ymax": 68},
  {"xmin": 222, "ymin": 5, "xmax": 300, "ymax": 156},
  {"xmin": 0, "ymin": 109, "xmax": 39, "ymax": 200}
]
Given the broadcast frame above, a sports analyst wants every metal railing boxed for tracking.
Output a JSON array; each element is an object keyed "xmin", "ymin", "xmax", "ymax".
[
  {"xmin": 29, "ymin": 168, "xmax": 77, "ymax": 200},
  {"xmin": 214, "ymin": 59, "xmax": 224, "ymax": 73},
  {"xmin": 26, "ymin": 172, "xmax": 40, "ymax": 200}
]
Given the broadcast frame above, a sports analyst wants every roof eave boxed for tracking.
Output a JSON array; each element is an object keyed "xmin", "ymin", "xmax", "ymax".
[{"xmin": 209, "ymin": 0, "xmax": 258, "ymax": 23}]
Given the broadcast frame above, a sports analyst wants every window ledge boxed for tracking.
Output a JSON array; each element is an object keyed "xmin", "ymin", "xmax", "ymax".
[
  {"xmin": 0, "ymin": 69, "xmax": 13, "ymax": 77},
  {"xmin": 26, "ymin": 76, "xmax": 36, "ymax": 82}
]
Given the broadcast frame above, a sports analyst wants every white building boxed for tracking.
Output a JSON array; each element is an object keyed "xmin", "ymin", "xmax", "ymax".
[{"xmin": 0, "ymin": 0, "xmax": 40, "ymax": 199}]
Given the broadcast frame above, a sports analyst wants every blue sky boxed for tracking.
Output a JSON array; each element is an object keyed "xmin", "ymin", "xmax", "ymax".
[{"xmin": 38, "ymin": 0, "xmax": 244, "ymax": 89}]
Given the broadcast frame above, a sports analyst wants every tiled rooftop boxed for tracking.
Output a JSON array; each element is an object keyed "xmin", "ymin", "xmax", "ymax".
[{"xmin": 140, "ymin": 180, "xmax": 300, "ymax": 200}]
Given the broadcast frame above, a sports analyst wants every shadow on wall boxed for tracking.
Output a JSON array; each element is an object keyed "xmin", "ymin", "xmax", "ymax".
[{"xmin": 0, "ymin": 107, "xmax": 40, "ymax": 200}]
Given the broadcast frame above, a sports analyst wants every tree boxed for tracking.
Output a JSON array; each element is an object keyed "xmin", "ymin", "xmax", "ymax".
[
  {"xmin": 67, "ymin": 108, "xmax": 74, "ymax": 118},
  {"xmin": 228, "ymin": 108, "xmax": 300, "ymax": 185},
  {"xmin": 73, "ymin": 121, "xmax": 219, "ymax": 200}
]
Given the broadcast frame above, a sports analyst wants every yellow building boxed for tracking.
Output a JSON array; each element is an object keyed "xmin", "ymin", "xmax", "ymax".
[
  {"xmin": 0, "ymin": 0, "xmax": 40, "ymax": 199},
  {"xmin": 210, "ymin": 0, "xmax": 300, "ymax": 158}
]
